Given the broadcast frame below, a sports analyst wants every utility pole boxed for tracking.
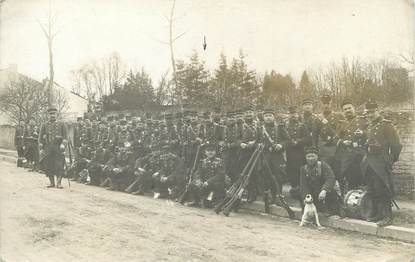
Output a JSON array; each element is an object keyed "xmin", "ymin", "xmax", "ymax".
[{"xmin": 0, "ymin": 0, "xmax": 6, "ymax": 68}]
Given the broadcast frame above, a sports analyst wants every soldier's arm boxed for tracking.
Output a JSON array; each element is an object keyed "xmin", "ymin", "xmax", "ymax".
[{"xmin": 277, "ymin": 124, "xmax": 289, "ymax": 149}]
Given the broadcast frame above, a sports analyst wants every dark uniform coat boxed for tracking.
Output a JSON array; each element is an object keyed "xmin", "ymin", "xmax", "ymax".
[
  {"xmin": 39, "ymin": 120, "xmax": 67, "ymax": 176},
  {"xmin": 361, "ymin": 116, "xmax": 402, "ymax": 197}
]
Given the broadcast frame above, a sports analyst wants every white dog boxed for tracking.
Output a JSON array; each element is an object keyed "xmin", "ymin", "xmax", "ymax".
[{"xmin": 299, "ymin": 194, "xmax": 322, "ymax": 227}]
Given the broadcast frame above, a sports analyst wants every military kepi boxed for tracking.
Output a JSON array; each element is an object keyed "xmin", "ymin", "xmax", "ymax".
[
  {"xmin": 304, "ymin": 146, "xmax": 319, "ymax": 155},
  {"xmin": 365, "ymin": 100, "xmax": 378, "ymax": 112}
]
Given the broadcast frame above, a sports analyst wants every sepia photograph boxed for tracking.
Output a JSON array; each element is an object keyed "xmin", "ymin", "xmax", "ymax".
[{"xmin": 0, "ymin": 0, "xmax": 414, "ymax": 261}]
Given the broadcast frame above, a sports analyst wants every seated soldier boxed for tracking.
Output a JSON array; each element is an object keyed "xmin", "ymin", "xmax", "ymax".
[
  {"xmin": 125, "ymin": 150, "xmax": 162, "ymax": 195},
  {"xmin": 104, "ymin": 145, "xmax": 136, "ymax": 191},
  {"xmin": 87, "ymin": 142, "xmax": 113, "ymax": 186},
  {"xmin": 69, "ymin": 141, "xmax": 92, "ymax": 182},
  {"xmin": 152, "ymin": 145, "xmax": 186, "ymax": 199},
  {"xmin": 300, "ymin": 146, "xmax": 342, "ymax": 215},
  {"xmin": 187, "ymin": 144, "xmax": 226, "ymax": 208}
]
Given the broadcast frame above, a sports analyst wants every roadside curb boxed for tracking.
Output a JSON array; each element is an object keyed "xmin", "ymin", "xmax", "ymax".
[
  {"xmin": 1, "ymin": 151, "xmax": 414, "ymax": 244},
  {"xmin": 241, "ymin": 201, "xmax": 415, "ymax": 244},
  {"xmin": 0, "ymin": 154, "xmax": 16, "ymax": 164}
]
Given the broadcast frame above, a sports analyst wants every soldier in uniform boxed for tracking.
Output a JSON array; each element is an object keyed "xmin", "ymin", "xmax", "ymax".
[
  {"xmin": 23, "ymin": 116, "xmax": 40, "ymax": 171},
  {"xmin": 15, "ymin": 119, "xmax": 25, "ymax": 167},
  {"xmin": 302, "ymin": 98, "xmax": 320, "ymax": 147},
  {"xmin": 104, "ymin": 145, "xmax": 136, "ymax": 191},
  {"xmin": 300, "ymin": 146, "xmax": 340, "ymax": 214},
  {"xmin": 187, "ymin": 144, "xmax": 226, "ymax": 207},
  {"xmin": 39, "ymin": 107, "xmax": 68, "ymax": 188},
  {"xmin": 361, "ymin": 101, "xmax": 402, "ymax": 226},
  {"xmin": 318, "ymin": 94, "xmax": 344, "ymax": 175},
  {"xmin": 285, "ymin": 105, "xmax": 310, "ymax": 198},
  {"xmin": 87, "ymin": 141, "xmax": 113, "ymax": 186},
  {"xmin": 69, "ymin": 141, "xmax": 92, "ymax": 182},
  {"xmin": 224, "ymin": 112, "xmax": 241, "ymax": 183},
  {"xmin": 152, "ymin": 145, "xmax": 186, "ymax": 199},
  {"xmin": 201, "ymin": 109, "xmax": 226, "ymax": 157},
  {"xmin": 337, "ymin": 98, "xmax": 368, "ymax": 194},
  {"xmin": 73, "ymin": 117, "xmax": 84, "ymax": 149},
  {"xmin": 184, "ymin": 111, "xmax": 202, "ymax": 169},
  {"xmin": 240, "ymin": 107, "xmax": 259, "ymax": 202},
  {"xmin": 258, "ymin": 108, "xmax": 289, "ymax": 203},
  {"xmin": 126, "ymin": 149, "xmax": 162, "ymax": 195}
]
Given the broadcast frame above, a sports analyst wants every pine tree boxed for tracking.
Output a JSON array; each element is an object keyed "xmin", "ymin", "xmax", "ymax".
[
  {"xmin": 299, "ymin": 70, "xmax": 313, "ymax": 102},
  {"xmin": 176, "ymin": 51, "xmax": 210, "ymax": 108},
  {"xmin": 211, "ymin": 53, "xmax": 230, "ymax": 109}
]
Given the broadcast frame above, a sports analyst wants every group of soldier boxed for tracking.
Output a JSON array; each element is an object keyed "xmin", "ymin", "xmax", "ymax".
[{"xmin": 14, "ymin": 94, "xmax": 402, "ymax": 227}]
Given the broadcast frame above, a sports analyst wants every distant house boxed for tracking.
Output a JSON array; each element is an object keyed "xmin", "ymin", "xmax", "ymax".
[
  {"xmin": 47, "ymin": 80, "xmax": 88, "ymax": 122},
  {"xmin": 0, "ymin": 64, "xmax": 88, "ymax": 125}
]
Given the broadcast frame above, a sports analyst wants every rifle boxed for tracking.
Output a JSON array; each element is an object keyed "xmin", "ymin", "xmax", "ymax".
[
  {"xmin": 221, "ymin": 144, "xmax": 263, "ymax": 216},
  {"xmin": 261, "ymin": 153, "xmax": 295, "ymax": 218},
  {"xmin": 177, "ymin": 144, "xmax": 202, "ymax": 204},
  {"xmin": 214, "ymin": 144, "xmax": 262, "ymax": 214}
]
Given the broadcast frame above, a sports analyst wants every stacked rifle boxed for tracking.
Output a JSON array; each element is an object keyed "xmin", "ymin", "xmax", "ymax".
[
  {"xmin": 214, "ymin": 144, "xmax": 264, "ymax": 216},
  {"xmin": 214, "ymin": 143, "xmax": 295, "ymax": 219}
]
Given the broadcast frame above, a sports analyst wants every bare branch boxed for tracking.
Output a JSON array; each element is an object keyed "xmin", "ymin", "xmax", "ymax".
[{"xmin": 172, "ymin": 30, "xmax": 187, "ymax": 42}]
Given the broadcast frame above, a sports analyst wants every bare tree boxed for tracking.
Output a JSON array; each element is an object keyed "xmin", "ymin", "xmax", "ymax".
[
  {"xmin": 70, "ymin": 52, "xmax": 126, "ymax": 101},
  {"xmin": 155, "ymin": 70, "xmax": 174, "ymax": 105},
  {"xmin": 141, "ymin": 0, "xmax": 187, "ymax": 106},
  {"xmin": 38, "ymin": 0, "xmax": 59, "ymax": 107},
  {"xmin": 53, "ymin": 87, "xmax": 68, "ymax": 119},
  {"xmin": 0, "ymin": 76, "xmax": 48, "ymax": 124}
]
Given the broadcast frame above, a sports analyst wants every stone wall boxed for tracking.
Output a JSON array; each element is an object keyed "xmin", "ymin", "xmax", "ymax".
[
  {"xmin": 0, "ymin": 125, "xmax": 15, "ymax": 150},
  {"xmin": 389, "ymin": 111, "xmax": 415, "ymax": 199}
]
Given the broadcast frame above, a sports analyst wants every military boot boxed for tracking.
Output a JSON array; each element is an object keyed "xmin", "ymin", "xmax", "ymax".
[
  {"xmin": 377, "ymin": 201, "xmax": 393, "ymax": 227},
  {"xmin": 47, "ymin": 175, "xmax": 55, "ymax": 188},
  {"xmin": 56, "ymin": 176, "xmax": 63, "ymax": 189},
  {"xmin": 367, "ymin": 198, "xmax": 382, "ymax": 222}
]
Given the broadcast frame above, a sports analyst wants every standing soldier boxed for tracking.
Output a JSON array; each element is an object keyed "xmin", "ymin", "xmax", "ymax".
[
  {"xmin": 285, "ymin": 105, "xmax": 310, "ymax": 198},
  {"xmin": 240, "ymin": 107, "xmax": 258, "ymax": 202},
  {"xmin": 184, "ymin": 111, "xmax": 202, "ymax": 169},
  {"xmin": 23, "ymin": 116, "xmax": 40, "ymax": 171},
  {"xmin": 317, "ymin": 94, "xmax": 344, "ymax": 175},
  {"xmin": 337, "ymin": 98, "xmax": 368, "ymax": 194},
  {"xmin": 15, "ymin": 119, "xmax": 25, "ymax": 167},
  {"xmin": 224, "ymin": 112, "xmax": 241, "ymax": 183},
  {"xmin": 39, "ymin": 107, "xmax": 68, "ymax": 188},
  {"xmin": 302, "ymin": 98, "xmax": 320, "ymax": 147},
  {"xmin": 361, "ymin": 101, "xmax": 402, "ymax": 226},
  {"xmin": 258, "ymin": 108, "xmax": 289, "ymax": 203},
  {"xmin": 73, "ymin": 117, "xmax": 84, "ymax": 150}
]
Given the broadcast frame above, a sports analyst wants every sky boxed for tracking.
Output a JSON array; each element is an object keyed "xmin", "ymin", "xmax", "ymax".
[{"xmin": 1, "ymin": 0, "xmax": 414, "ymax": 90}]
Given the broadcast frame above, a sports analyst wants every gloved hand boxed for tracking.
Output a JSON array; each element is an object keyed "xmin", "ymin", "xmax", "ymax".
[{"xmin": 318, "ymin": 190, "xmax": 327, "ymax": 201}]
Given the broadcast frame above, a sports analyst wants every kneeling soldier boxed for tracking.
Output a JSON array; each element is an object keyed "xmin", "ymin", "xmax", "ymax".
[
  {"xmin": 188, "ymin": 144, "xmax": 226, "ymax": 208},
  {"xmin": 300, "ymin": 146, "xmax": 342, "ymax": 215},
  {"xmin": 152, "ymin": 147, "xmax": 186, "ymax": 199}
]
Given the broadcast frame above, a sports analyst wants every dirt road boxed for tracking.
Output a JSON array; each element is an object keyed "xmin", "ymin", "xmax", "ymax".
[{"xmin": 1, "ymin": 161, "xmax": 414, "ymax": 262}]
